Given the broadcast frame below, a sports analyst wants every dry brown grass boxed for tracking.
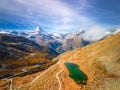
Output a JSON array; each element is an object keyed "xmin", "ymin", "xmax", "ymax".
[
  {"xmin": 30, "ymin": 65, "xmax": 60, "ymax": 90},
  {"xmin": 0, "ymin": 79, "xmax": 10, "ymax": 90},
  {"xmin": 0, "ymin": 53, "xmax": 53, "ymax": 78},
  {"xmin": 58, "ymin": 33, "xmax": 120, "ymax": 90},
  {"xmin": 18, "ymin": 63, "xmax": 61, "ymax": 90},
  {"xmin": 12, "ymin": 71, "xmax": 42, "ymax": 89}
]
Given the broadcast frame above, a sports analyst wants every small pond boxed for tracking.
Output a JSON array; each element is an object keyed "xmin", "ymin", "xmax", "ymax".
[{"xmin": 64, "ymin": 62, "xmax": 88, "ymax": 85}]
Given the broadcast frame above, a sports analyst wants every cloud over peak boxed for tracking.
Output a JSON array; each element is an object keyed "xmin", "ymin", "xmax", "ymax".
[{"xmin": 83, "ymin": 25, "xmax": 106, "ymax": 41}]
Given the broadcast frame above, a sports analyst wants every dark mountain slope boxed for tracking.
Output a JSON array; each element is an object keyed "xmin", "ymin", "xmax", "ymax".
[{"xmin": 0, "ymin": 33, "xmax": 58, "ymax": 79}]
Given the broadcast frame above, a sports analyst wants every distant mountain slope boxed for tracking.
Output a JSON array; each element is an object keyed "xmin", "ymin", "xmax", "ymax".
[
  {"xmin": 0, "ymin": 26, "xmax": 120, "ymax": 54},
  {"xmin": 0, "ymin": 34, "xmax": 57, "ymax": 60},
  {"xmin": 0, "ymin": 33, "xmax": 58, "ymax": 79},
  {"xmin": 56, "ymin": 30, "xmax": 90, "ymax": 53}
]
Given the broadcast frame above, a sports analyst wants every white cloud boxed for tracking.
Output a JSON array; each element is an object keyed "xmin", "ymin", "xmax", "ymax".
[
  {"xmin": 0, "ymin": 0, "xmax": 94, "ymax": 33},
  {"xmin": 82, "ymin": 25, "xmax": 106, "ymax": 41}
]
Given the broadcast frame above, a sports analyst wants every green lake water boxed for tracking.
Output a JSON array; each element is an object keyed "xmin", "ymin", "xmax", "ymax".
[{"xmin": 64, "ymin": 62, "xmax": 88, "ymax": 85}]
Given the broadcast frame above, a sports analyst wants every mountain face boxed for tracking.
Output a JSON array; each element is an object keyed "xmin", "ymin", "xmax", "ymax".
[
  {"xmin": 0, "ymin": 27, "xmax": 89, "ymax": 53},
  {"xmin": 34, "ymin": 26, "xmax": 48, "ymax": 35},
  {"xmin": 28, "ymin": 27, "xmax": 91, "ymax": 53},
  {"xmin": 0, "ymin": 33, "xmax": 58, "ymax": 60},
  {"xmin": 29, "ymin": 26, "xmax": 62, "ymax": 53},
  {"xmin": 0, "ymin": 26, "xmax": 120, "ymax": 54},
  {"xmin": 56, "ymin": 30, "xmax": 90, "ymax": 53}
]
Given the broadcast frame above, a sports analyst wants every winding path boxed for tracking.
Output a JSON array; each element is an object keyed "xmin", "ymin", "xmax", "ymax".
[
  {"xmin": 11, "ymin": 61, "xmax": 65, "ymax": 90},
  {"xmin": 30, "ymin": 62, "xmax": 58, "ymax": 85},
  {"xmin": 56, "ymin": 62, "xmax": 64, "ymax": 90},
  {"xmin": 30, "ymin": 61, "xmax": 64, "ymax": 90},
  {"xmin": 9, "ymin": 79, "xmax": 13, "ymax": 90}
]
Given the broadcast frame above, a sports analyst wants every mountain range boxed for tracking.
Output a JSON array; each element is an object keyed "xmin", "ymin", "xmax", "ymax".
[
  {"xmin": 0, "ymin": 26, "xmax": 120, "ymax": 90},
  {"xmin": 0, "ymin": 26, "xmax": 120, "ymax": 53}
]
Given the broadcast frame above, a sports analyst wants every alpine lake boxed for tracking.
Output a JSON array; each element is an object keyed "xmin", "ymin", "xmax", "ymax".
[{"xmin": 64, "ymin": 62, "xmax": 88, "ymax": 85}]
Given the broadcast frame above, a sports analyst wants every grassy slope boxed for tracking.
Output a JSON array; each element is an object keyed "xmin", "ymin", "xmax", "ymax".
[{"xmin": 58, "ymin": 32, "xmax": 120, "ymax": 90}]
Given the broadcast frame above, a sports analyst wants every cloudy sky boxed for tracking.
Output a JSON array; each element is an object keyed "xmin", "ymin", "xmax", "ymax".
[{"xmin": 0, "ymin": 0, "xmax": 120, "ymax": 33}]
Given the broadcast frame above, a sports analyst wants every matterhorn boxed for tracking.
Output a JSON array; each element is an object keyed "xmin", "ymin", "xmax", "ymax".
[{"xmin": 34, "ymin": 25, "xmax": 48, "ymax": 35}]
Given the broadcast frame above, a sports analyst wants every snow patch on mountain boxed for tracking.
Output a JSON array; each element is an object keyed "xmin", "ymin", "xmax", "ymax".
[
  {"xmin": 0, "ymin": 26, "xmax": 120, "ymax": 53},
  {"xmin": 0, "ymin": 30, "xmax": 10, "ymax": 34},
  {"xmin": 34, "ymin": 26, "xmax": 48, "ymax": 35}
]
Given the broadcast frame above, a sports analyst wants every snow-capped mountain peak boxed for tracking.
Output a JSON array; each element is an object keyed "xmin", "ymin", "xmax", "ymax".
[
  {"xmin": 34, "ymin": 26, "xmax": 48, "ymax": 35},
  {"xmin": 34, "ymin": 26, "xmax": 42, "ymax": 34}
]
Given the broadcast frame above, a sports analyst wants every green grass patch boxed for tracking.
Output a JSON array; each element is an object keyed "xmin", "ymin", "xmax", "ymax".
[{"xmin": 64, "ymin": 62, "xmax": 88, "ymax": 85}]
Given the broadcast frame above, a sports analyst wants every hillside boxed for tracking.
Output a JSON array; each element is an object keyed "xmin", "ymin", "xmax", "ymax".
[
  {"xmin": 57, "ymin": 32, "xmax": 120, "ymax": 90},
  {"xmin": 0, "ymin": 32, "xmax": 120, "ymax": 90},
  {"xmin": 0, "ymin": 33, "xmax": 58, "ymax": 79}
]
